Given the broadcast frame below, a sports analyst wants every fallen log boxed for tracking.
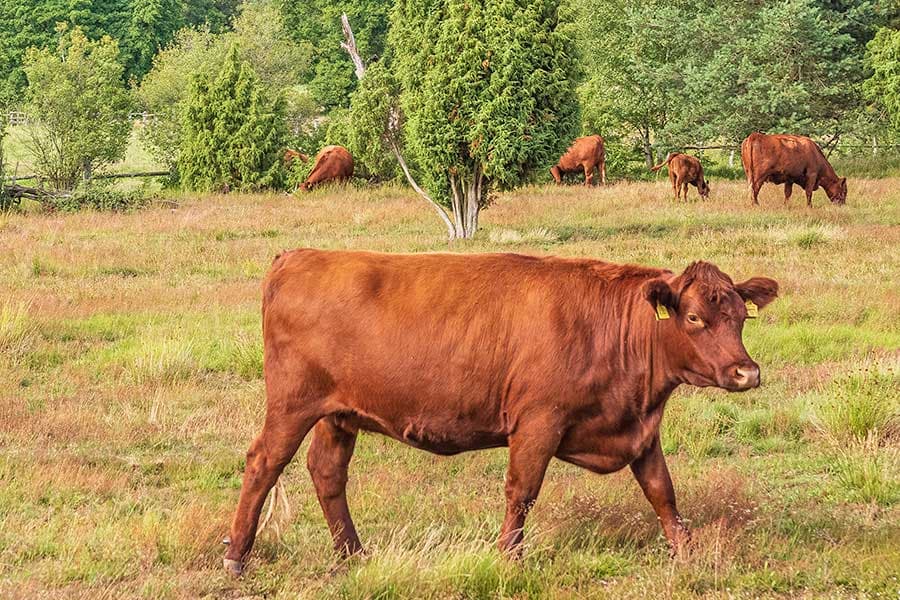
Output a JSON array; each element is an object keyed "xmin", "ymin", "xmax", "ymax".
[{"xmin": 3, "ymin": 183, "xmax": 50, "ymax": 199}]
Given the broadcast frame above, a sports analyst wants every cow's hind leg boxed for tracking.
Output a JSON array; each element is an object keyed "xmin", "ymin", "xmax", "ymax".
[
  {"xmin": 784, "ymin": 182, "xmax": 793, "ymax": 204},
  {"xmin": 497, "ymin": 424, "xmax": 562, "ymax": 556},
  {"xmin": 307, "ymin": 417, "xmax": 363, "ymax": 557},
  {"xmin": 750, "ymin": 179, "xmax": 762, "ymax": 205},
  {"xmin": 224, "ymin": 359, "xmax": 334, "ymax": 575},
  {"xmin": 224, "ymin": 411, "xmax": 320, "ymax": 575}
]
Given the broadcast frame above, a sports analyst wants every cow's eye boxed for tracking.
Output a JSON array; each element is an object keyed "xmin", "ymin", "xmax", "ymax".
[{"xmin": 687, "ymin": 313, "xmax": 703, "ymax": 326}]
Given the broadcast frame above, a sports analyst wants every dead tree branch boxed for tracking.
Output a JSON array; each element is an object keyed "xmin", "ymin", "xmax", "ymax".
[{"xmin": 340, "ymin": 13, "xmax": 455, "ymax": 239}]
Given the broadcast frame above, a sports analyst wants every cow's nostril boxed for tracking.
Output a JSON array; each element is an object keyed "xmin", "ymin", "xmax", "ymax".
[{"xmin": 733, "ymin": 365, "xmax": 760, "ymax": 388}]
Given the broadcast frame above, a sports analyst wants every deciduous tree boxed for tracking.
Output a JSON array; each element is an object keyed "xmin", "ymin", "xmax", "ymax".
[{"xmin": 23, "ymin": 27, "xmax": 133, "ymax": 191}]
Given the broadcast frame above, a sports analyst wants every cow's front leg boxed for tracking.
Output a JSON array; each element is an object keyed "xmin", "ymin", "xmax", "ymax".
[
  {"xmin": 629, "ymin": 434, "xmax": 690, "ymax": 556},
  {"xmin": 497, "ymin": 425, "xmax": 562, "ymax": 556}
]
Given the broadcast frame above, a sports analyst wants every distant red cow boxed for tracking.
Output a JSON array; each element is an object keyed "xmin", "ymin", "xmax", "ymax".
[
  {"xmin": 283, "ymin": 149, "xmax": 309, "ymax": 167},
  {"xmin": 551, "ymin": 135, "xmax": 607, "ymax": 186},
  {"xmin": 741, "ymin": 132, "xmax": 847, "ymax": 206},
  {"xmin": 651, "ymin": 153, "xmax": 710, "ymax": 201},
  {"xmin": 299, "ymin": 146, "xmax": 354, "ymax": 192},
  {"xmin": 222, "ymin": 249, "xmax": 778, "ymax": 576}
]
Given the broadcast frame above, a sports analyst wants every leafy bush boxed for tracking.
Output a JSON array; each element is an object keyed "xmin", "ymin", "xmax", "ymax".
[
  {"xmin": 137, "ymin": 6, "xmax": 313, "ymax": 174},
  {"xmin": 22, "ymin": 27, "xmax": 133, "ymax": 191},
  {"xmin": 47, "ymin": 183, "xmax": 155, "ymax": 213}
]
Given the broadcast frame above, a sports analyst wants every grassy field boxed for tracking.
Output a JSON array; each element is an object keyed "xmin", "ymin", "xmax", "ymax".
[
  {"xmin": 1, "ymin": 179, "xmax": 899, "ymax": 599},
  {"xmin": 2, "ymin": 123, "xmax": 163, "ymax": 179}
]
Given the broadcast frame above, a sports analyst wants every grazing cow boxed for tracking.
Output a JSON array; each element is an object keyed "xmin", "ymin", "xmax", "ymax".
[
  {"xmin": 741, "ymin": 132, "xmax": 847, "ymax": 206},
  {"xmin": 299, "ymin": 145, "xmax": 354, "ymax": 192},
  {"xmin": 283, "ymin": 149, "xmax": 309, "ymax": 167},
  {"xmin": 551, "ymin": 135, "xmax": 607, "ymax": 186},
  {"xmin": 651, "ymin": 153, "xmax": 710, "ymax": 201},
  {"xmin": 223, "ymin": 249, "xmax": 778, "ymax": 576}
]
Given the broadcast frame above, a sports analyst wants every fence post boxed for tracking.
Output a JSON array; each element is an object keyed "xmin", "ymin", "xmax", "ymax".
[{"xmin": 728, "ymin": 148, "xmax": 735, "ymax": 169}]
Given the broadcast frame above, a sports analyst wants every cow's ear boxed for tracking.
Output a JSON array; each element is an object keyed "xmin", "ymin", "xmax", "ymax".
[
  {"xmin": 642, "ymin": 278, "xmax": 678, "ymax": 311},
  {"xmin": 735, "ymin": 277, "xmax": 778, "ymax": 310}
]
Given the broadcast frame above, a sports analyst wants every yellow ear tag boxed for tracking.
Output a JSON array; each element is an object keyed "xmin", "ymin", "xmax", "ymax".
[
  {"xmin": 655, "ymin": 303, "xmax": 670, "ymax": 321},
  {"xmin": 745, "ymin": 300, "xmax": 759, "ymax": 319}
]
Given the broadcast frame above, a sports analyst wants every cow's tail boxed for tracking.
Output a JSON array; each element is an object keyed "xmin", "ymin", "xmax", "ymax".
[{"xmin": 650, "ymin": 153, "xmax": 674, "ymax": 172}]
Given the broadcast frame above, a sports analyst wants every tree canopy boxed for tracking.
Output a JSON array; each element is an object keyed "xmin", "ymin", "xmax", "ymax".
[
  {"xmin": 278, "ymin": 0, "xmax": 392, "ymax": 110},
  {"xmin": 390, "ymin": 0, "xmax": 580, "ymax": 238},
  {"xmin": 0, "ymin": 0, "xmax": 241, "ymax": 104}
]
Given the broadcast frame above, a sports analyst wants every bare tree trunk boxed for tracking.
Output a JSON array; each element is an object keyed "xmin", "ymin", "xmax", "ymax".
[
  {"xmin": 448, "ymin": 167, "xmax": 483, "ymax": 239},
  {"xmin": 728, "ymin": 148, "xmax": 735, "ymax": 169},
  {"xmin": 641, "ymin": 128, "xmax": 654, "ymax": 170},
  {"xmin": 340, "ymin": 14, "xmax": 367, "ymax": 81},
  {"xmin": 341, "ymin": 13, "xmax": 457, "ymax": 240}
]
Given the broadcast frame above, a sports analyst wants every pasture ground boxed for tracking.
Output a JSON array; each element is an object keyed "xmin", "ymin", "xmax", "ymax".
[{"xmin": 1, "ymin": 180, "xmax": 899, "ymax": 599}]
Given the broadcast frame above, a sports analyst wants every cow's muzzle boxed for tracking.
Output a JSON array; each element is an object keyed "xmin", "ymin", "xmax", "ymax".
[{"xmin": 726, "ymin": 362, "xmax": 760, "ymax": 391}]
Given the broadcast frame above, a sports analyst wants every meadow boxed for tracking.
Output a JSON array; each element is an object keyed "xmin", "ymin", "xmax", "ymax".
[{"xmin": 1, "ymin": 179, "xmax": 899, "ymax": 599}]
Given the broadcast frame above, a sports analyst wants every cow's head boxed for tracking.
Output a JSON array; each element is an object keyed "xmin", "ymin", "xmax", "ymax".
[
  {"xmin": 698, "ymin": 179, "xmax": 710, "ymax": 199},
  {"xmin": 827, "ymin": 177, "xmax": 848, "ymax": 205},
  {"xmin": 643, "ymin": 262, "xmax": 778, "ymax": 391}
]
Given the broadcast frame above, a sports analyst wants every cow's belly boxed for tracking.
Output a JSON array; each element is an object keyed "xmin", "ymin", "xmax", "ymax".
[{"xmin": 332, "ymin": 405, "xmax": 508, "ymax": 456}]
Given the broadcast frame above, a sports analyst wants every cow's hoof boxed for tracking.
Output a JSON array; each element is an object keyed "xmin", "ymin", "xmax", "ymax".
[{"xmin": 223, "ymin": 558, "xmax": 244, "ymax": 577}]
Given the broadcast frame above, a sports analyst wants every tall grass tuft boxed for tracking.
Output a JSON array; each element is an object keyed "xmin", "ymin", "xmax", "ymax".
[
  {"xmin": 128, "ymin": 337, "xmax": 200, "ymax": 385},
  {"xmin": 0, "ymin": 301, "xmax": 34, "ymax": 360},
  {"xmin": 227, "ymin": 332, "xmax": 263, "ymax": 380},
  {"xmin": 830, "ymin": 433, "xmax": 900, "ymax": 506},
  {"xmin": 813, "ymin": 359, "xmax": 900, "ymax": 443}
]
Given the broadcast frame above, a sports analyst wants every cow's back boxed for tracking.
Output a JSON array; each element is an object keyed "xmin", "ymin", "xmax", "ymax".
[
  {"xmin": 670, "ymin": 154, "xmax": 702, "ymax": 180},
  {"xmin": 742, "ymin": 132, "xmax": 827, "ymax": 182},
  {"xmin": 307, "ymin": 146, "xmax": 354, "ymax": 185},
  {"xmin": 558, "ymin": 135, "xmax": 604, "ymax": 170},
  {"xmin": 262, "ymin": 250, "xmax": 660, "ymax": 449}
]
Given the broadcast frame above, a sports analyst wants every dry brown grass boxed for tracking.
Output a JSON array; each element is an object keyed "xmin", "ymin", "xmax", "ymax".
[{"xmin": 1, "ymin": 179, "xmax": 898, "ymax": 598}]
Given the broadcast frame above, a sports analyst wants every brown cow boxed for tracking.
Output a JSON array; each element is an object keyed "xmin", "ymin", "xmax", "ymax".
[
  {"xmin": 223, "ymin": 249, "xmax": 778, "ymax": 576},
  {"xmin": 283, "ymin": 149, "xmax": 309, "ymax": 167},
  {"xmin": 551, "ymin": 135, "xmax": 607, "ymax": 186},
  {"xmin": 299, "ymin": 145, "xmax": 354, "ymax": 192},
  {"xmin": 741, "ymin": 132, "xmax": 847, "ymax": 206},
  {"xmin": 651, "ymin": 153, "xmax": 710, "ymax": 201}
]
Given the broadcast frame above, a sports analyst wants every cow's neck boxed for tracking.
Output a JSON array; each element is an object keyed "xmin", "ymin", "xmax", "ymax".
[
  {"xmin": 640, "ymin": 321, "xmax": 680, "ymax": 414},
  {"xmin": 610, "ymin": 301, "xmax": 680, "ymax": 416},
  {"xmin": 818, "ymin": 165, "xmax": 841, "ymax": 198}
]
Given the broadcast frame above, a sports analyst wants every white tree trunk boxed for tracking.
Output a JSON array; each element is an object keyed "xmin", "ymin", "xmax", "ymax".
[
  {"xmin": 341, "ymin": 14, "xmax": 460, "ymax": 240},
  {"xmin": 448, "ymin": 167, "xmax": 483, "ymax": 239}
]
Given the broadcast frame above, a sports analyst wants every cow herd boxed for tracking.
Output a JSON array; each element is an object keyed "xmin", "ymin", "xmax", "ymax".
[
  {"xmin": 224, "ymin": 129, "xmax": 845, "ymax": 577},
  {"xmin": 288, "ymin": 131, "xmax": 848, "ymax": 207}
]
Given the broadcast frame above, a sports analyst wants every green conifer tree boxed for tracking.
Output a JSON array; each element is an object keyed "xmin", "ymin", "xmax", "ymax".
[
  {"xmin": 180, "ymin": 46, "xmax": 287, "ymax": 191},
  {"xmin": 390, "ymin": 0, "xmax": 580, "ymax": 238}
]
